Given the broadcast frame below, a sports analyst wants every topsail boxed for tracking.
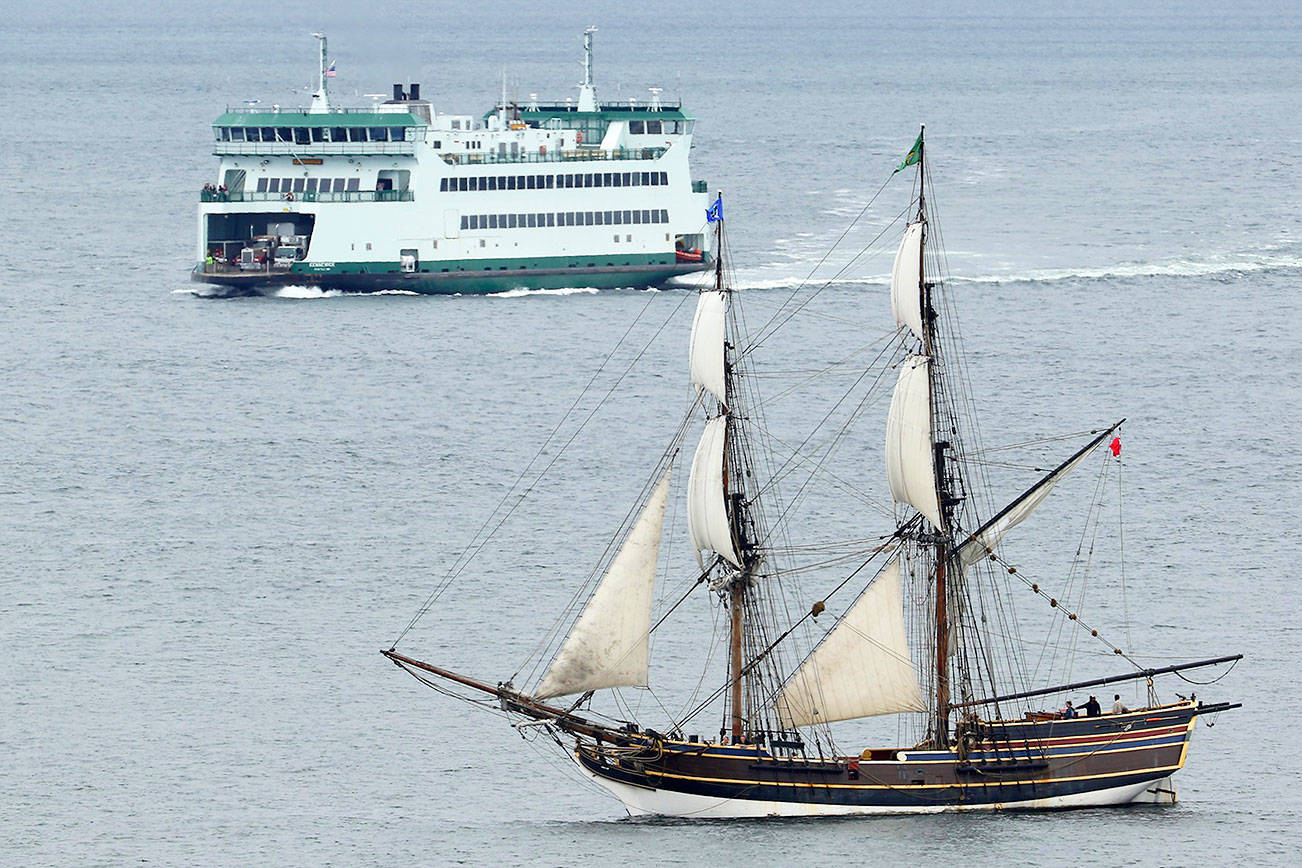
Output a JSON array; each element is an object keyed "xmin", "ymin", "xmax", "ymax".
[
  {"xmin": 891, "ymin": 222, "xmax": 925, "ymax": 341},
  {"xmin": 885, "ymin": 354, "xmax": 943, "ymax": 528}
]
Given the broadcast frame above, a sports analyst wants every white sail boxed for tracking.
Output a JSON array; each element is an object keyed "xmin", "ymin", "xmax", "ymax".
[
  {"xmin": 958, "ymin": 441, "xmax": 1102, "ymax": 569},
  {"xmin": 687, "ymin": 416, "xmax": 741, "ymax": 568},
  {"xmin": 536, "ymin": 472, "xmax": 671, "ymax": 699},
  {"xmin": 891, "ymin": 222, "xmax": 925, "ymax": 340},
  {"xmin": 885, "ymin": 355, "xmax": 943, "ymax": 528},
  {"xmin": 689, "ymin": 290, "xmax": 727, "ymax": 405},
  {"xmin": 776, "ymin": 558, "xmax": 926, "ymax": 728}
]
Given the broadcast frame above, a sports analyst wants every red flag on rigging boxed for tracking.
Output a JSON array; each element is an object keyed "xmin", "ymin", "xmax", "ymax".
[{"xmin": 1109, "ymin": 436, "xmax": 1122, "ymax": 457}]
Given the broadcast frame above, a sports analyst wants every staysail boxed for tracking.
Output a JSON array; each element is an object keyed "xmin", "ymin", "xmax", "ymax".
[
  {"xmin": 535, "ymin": 471, "xmax": 671, "ymax": 699},
  {"xmin": 687, "ymin": 416, "xmax": 741, "ymax": 567},
  {"xmin": 891, "ymin": 222, "xmax": 925, "ymax": 340},
  {"xmin": 958, "ymin": 425, "xmax": 1119, "ymax": 568},
  {"xmin": 775, "ymin": 558, "xmax": 927, "ymax": 728},
  {"xmin": 690, "ymin": 290, "xmax": 728, "ymax": 405},
  {"xmin": 885, "ymin": 355, "xmax": 943, "ymax": 528}
]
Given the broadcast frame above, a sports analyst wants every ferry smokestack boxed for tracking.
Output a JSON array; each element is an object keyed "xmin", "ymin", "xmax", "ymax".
[
  {"xmin": 393, "ymin": 84, "xmax": 404, "ymax": 101},
  {"xmin": 410, "ymin": 83, "xmax": 420, "ymax": 100}
]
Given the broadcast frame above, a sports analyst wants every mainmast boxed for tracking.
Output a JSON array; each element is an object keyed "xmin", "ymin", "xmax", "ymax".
[
  {"xmin": 915, "ymin": 126, "xmax": 955, "ymax": 747},
  {"xmin": 577, "ymin": 26, "xmax": 598, "ymax": 112}
]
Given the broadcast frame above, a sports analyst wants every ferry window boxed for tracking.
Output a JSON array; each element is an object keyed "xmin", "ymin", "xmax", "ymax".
[
  {"xmin": 293, "ymin": 128, "xmax": 309, "ymax": 145},
  {"xmin": 334, "ymin": 179, "xmax": 347, "ymax": 192},
  {"xmin": 466, "ymin": 177, "xmax": 475, "ymax": 191},
  {"xmin": 612, "ymin": 173, "xmax": 622, "ymax": 187},
  {"xmin": 311, "ymin": 127, "xmax": 325, "ymax": 143},
  {"xmin": 603, "ymin": 211, "xmax": 613, "ymax": 224},
  {"xmin": 216, "ymin": 127, "xmax": 227, "ymax": 141},
  {"xmin": 604, "ymin": 173, "xmax": 614, "ymax": 186},
  {"xmin": 347, "ymin": 178, "xmax": 360, "ymax": 191},
  {"xmin": 368, "ymin": 128, "xmax": 387, "ymax": 142},
  {"xmin": 545, "ymin": 175, "xmax": 554, "ymax": 188},
  {"xmin": 640, "ymin": 172, "xmax": 650, "ymax": 185},
  {"xmin": 507, "ymin": 176, "xmax": 516, "ymax": 190},
  {"xmin": 643, "ymin": 209, "xmax": 652, "ymax": 224},
  {"xmin": 594, "ymin": 212, "xmax": 604, "ymax": 225},
  {"xmin": 498, "ymin": 213, "xmax": 507, "ymax": 228},
  {"xmin": 621, "ymin": 172, "xmax": 631, "ymax": 186},
  {"xmin": 633, "ymin": 210, "xmax": 642, "ymax": 224},
  {"xmin": 660, "ymin": 172, "xmax": 668, "ymax": 185},
  {"xmin": 505, "ymin": 214, "xmax": 514, "ymax": 228},
  {"xmin": 629, "ymin": 121, "xmax": 645, "ymax": 134},
  {"xmin": 487, "ymin": 215, "xmax": 497, "ymax": 229},
  {"xmin": 293, "ymin": 178, "xmax": 305, "ymax": 193},
  {"xmin": 526, "ymin": 176, "xmax": 535, "ymax": 190},
  {"xmin": 440, "ymin": 179, "xmax": 448, "ymax": 192},
  {"xmin": 623, "ymin": 210, "xmax": 631, "ymax": 224},
  {"xmin": 665, "ymin": 121, "xmax": 679, "ymax": 134},
  {"xmin": 231, "ymin": 127, "xmax": 245, "ymax": 142},
  {"xmin": 517, "ymin": 175, "xmax": 525, "ymax": 188},
  {"xmin": 646, "ymin": 120, "xmax": 662, "ymax": 134},
  {"xmin": 584, "ymin": 212, "xmax": 594, "ymax": 226},
  {"xmin": 461, "ymin": 216, "xmax": 469, "ymax": 230},
  {"xmin": 451, "ymin": 119, "xmax": 461, "ymax": 130},
  {"xmin": 584, "ymin": 173, "xmax": 594, "ymax": 187},
  {"xmin": 242, "ymin": 128, "xmax": 258, "ymax": 142},
  {"xmin": 546, "ymin": 213, "xmax": 555, "ymax": 226},
  {"xmin": 306, "ymin": 178, "xmax": 318, "ymax": 194},
  {"xmin": 660, "ymin": 209, "xmax": 668, "ymax": 222},
  {"xmin": 561, "ymin": 174, "xmax": 571, "ymax": 188},
  {"xmin": 432, "ymin": 140, "xmax": 442, "ymax": 149},
  {"xmin": 490, "ymin": 177, "xmax": 500, "ymax": 191},
  {"xmin": 275, "ymin": 127, "xmax": 291, "ymax": 143},
  {"xmin": 349, "ymin": 128, "xmax": 365, "ymax": 142},
  {"xmin": 256, "ymin": 178, "xmax": 268, "ymax": 192},
  {"xmin": 630, "ymin": 173, "xmax": 639, "ymax": 186},
  {"xmin": 330, "ymin": 127, "xmax": 347, "ymax": 142},
  {"xmin": 467, "ymin": 215, "xmax": 477, "ymax": 229},
  {"xmin": 267, "ymin": 178, "xmax": 279, "ymax": 193}
]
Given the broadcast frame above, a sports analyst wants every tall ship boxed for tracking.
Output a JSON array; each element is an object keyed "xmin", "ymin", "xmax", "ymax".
[
  {"xmin": 381, "ymin": 130, "xmax": 1240, "ymax": 817},
  {"xmin": 193, "ymin": 30, "xmax": 711, "ymax": 294}
]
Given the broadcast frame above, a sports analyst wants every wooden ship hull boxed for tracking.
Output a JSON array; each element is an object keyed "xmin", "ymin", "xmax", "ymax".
[{"xmin": 573, "ymin": 701, "xmax": 1230, "ymax": 817}]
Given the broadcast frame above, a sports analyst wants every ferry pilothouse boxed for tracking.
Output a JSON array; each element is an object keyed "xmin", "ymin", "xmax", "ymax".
[{"xmin": 193, "ymin": 30, "xmax": 711, "ymax": 294}]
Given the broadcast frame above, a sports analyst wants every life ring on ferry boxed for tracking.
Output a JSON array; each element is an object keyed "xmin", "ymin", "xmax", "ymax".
[
  {"xmin": 575, "ymin": 132, "xmax": 583, "ymax": 145},
  {"xmin": 539, "ymin": 145, "xmax": 546, "ymax": 154}
]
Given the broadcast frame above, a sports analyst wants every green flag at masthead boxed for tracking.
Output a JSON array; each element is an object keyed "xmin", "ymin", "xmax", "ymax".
[{"xmin": 894, "ymin": 133, "xmax": 923, "ymax": 173}]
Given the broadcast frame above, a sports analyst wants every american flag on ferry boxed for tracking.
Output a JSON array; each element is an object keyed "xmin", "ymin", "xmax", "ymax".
[{"xmin": 325, "ymin": 60, "xmax": 337, "ymax": 78}]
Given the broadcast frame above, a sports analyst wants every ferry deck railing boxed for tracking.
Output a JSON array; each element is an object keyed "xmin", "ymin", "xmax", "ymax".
[
  {"xmin": 200, "ymin": 190, "xmax": 414, "ymax": 203},
  {"xmin": 439, "ymin": 147, "xmax": 668, "ymax": 166}
]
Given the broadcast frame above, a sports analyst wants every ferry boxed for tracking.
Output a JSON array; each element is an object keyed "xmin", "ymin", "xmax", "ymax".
[{"xmin": 192, "ymin": 31, "xmax": 712, "ymax": 294}]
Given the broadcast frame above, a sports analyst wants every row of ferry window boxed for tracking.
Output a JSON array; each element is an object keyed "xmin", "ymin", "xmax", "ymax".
[
  {"xmin": 441, "ymin": 171, "xmax": 669, "ymax": 192},
  {"xmin": 216, "ymin": 127, "xmax": 412, "ymax": 144},
  {"xmin": 459, "ymin": 209, "xmax": 670, "ymax": 231},
  {"xmin": 627, "ymin": 120, "xmax": 687, "ymax": 134},
  {"xmin": 254, "ymin": 177, "xmax": 362, "ymax": 193}
]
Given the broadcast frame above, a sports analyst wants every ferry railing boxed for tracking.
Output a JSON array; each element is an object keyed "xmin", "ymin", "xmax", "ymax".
[
  {"xmin": 213, "ymin": 141, "xmax": 418, "ymax": 157},
  {"xmin": 439, "ymin": 147, "xmax": 668, "ymax": 166},
  {"xmin": 200, "ymin": 190, "xmax": 414, "ymax": 203}
]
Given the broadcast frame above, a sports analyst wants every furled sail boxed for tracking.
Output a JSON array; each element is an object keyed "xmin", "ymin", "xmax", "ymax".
[
  {"xmin": 885, "ymin": 355, "xmax": 943, "ymax": 528},
  {"xmin": 536, "ymin": 472, "xmax": 671, "ymax": 699},
  {"xmin": 891, "ymin": 222, "xmax": 925, "ymax": 341},
  {"xmin": 687, "ymin": 416, "xmax": 741, "ymax": 568},
  {"xmin": 775, "ymin": 558, "xmax": 926, "ymax": 728},
  {"xmin": 689, "ymin": 290, "xmax": 727, "ymax": 405},
  {"xmin": 958, "ymin": 428, "xmax": 1115, "ymax": 568}
]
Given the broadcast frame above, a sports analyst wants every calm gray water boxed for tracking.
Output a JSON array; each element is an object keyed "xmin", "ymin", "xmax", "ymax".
[{"xmin": 3, "ymin": 1, "xmax": 1300, "ymax": 864}]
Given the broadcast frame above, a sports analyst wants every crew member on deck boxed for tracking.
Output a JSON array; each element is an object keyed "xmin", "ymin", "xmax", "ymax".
[
  {"xmin": 1061, "ymin": 700, "xmax": 1077, "ymax": 719},
  {"xmin": 1082, "ymin": 695, "xmax": 1101, "ymax": 717},
  {"xmin": 1112, "ymin": 694, "xmax": 1129, "ymax": 714}
]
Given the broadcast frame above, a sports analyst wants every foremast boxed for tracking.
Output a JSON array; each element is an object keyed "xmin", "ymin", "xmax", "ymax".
[{"xmin": 688, "ymin": 194, "xmax": 762, "ymax": 743}]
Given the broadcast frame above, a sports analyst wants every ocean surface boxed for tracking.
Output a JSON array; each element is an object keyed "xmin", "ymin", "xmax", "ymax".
[{"xmin": 3, "ymin": 1, "xmax": 1300, "ymax": 864}]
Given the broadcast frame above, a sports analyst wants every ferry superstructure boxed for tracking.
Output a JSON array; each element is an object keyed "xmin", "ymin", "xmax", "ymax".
[{"xmin": 193, "ymin": 31, "xmax": 711, "ymax": 294}]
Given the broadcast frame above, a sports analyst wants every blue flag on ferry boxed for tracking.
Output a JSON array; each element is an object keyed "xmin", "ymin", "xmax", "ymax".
[{"xmin": 705, "ymin": 196, "xmax": 723, "ymax": 223}]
